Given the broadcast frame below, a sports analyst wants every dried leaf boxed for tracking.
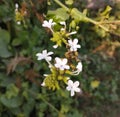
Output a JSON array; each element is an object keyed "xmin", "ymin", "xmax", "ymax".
[
  {"xmin": 25, "ymin": 69, "xmax": 39, "ymax": 80},
  {"xmin": 92, "ymin": 41, "xmax": 120, "ymax": 57},
  {"xmin": 15, "ymin": 77, "xmax": 22, "ymax": 89},
  {"xmin": 7, "ymin": 55, "xmax": 32, "ymax": 75},
  {"xmin": 92, "ymin": 41, "xmax": 107, "ymax": 53},
  {"xmin": 24, "ymin": 69, "xmax": 40, "ymax": 85}
]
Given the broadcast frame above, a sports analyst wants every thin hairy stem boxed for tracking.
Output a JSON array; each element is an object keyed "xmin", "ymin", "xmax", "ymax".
[{"xmin": 39, "ymin": 96, "xmax": 59, "ymax": 113}]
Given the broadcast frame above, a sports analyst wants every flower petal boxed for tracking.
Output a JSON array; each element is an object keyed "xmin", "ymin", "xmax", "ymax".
[
  {"xmin": 76, "ymin": 62, "xmax": 82, "ymax": 72},
  {"xmin": 66, "ymin": 86, "xmax": 71, "ymax": 91},
  {"xmin": 65, "ymin": 65, "xmax": 70, "ymax": 69},
  {"xmin": 55, "ymin": 57, "xmax": 61, "ymax": 63},
  {"xmin": 47, "ymin": 51, "xmax": 54, "ymax": 55},
  {"xmin": 74, "ymin": 81, "xmax": 80, "ymax": 87},
  {"xmin": 74, "ymin": 87, "xmax": 81, "ymax": 92},
  {"xmin": 46, "ymin": 56, "xmax": 52, "ymax": 61},
  {"xmin": 41, "ymin": 82, "xmax": 45, "ymax": 86},
  {"xmin": 68, "ymin": 80, "xmax": 73, "ymax": 86},
  {"xmin": 71, "ymin": 90, "xmax": 75, "ymax": 96},
  {"xmin": 73, "ymin": 38, "xmax": 78, "ymax": 44},
  {"xmin": 49, "ymin": 19, "xmax": 53, "ymax": 23},
  {"xmin": 53, "ymin": 45, "xmax": 58, "ymax": 48},
  {"xmin": 68, "ymin": 40, "xmax": 72, "ymax": 45},
  {"xmin": 60, "ymin": 21, "xmax": 66, "ymax": 25},
  {"xmin": 62, "ymin": 58, "xmax": 67, "ymax": 64}
]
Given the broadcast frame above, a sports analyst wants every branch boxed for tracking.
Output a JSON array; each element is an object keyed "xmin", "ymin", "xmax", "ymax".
[{"xmin": 53, "ymin": 0, "xmax": 119, "ymax": 33}]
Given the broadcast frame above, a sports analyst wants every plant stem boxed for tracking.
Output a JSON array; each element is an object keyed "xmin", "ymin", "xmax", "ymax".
[
  {"xmin": 54, "ymin": 0, "xmax": 70, "ymax": 12},
  {"xmin": 86, "ymin": 17, "xmax": 109, "ymax": 31},
  {"xmin": 29, "ymin": 90, "xmax": 59, "ymax": 113},
  {"xmin": 54, "ymin": 0, "xmax": 109, "ymax": 32},
  {"xmin": 40, "ymin": 96, "xmax": 59, "ymax": 113},
  {"xmin": 99, "ymin": 20, "xmax": 120, "ymax": 24}
]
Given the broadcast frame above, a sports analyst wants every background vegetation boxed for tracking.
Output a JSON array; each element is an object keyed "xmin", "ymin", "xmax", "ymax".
[{"xmin": 0, "ymin": 0, "xmax": 120, "ymax": 117}]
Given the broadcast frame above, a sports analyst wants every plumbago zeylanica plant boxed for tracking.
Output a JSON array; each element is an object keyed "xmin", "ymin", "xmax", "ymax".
[
  {"xmin": 15, "ymin": 1, "xmax": 83, "ymax": 97},
  {"xmin": 36, "ymin": 19, "xmax": 82, "ymax": 97},
  {"xmin": 14, "ymin": 0, "xmax": 120, "ymax": 98},
  {"xmin": 33, "ymin": 0, "xmax": 120, "ymax": 97},
  {"xmin": 11, "ymin": 0, "xmax": 120, "ymax": 116}
]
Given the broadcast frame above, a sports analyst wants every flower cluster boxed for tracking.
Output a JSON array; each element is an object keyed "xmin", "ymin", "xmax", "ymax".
[
  {"xmin": 36, "ymin": 19, "xmax": 83, "ymax": 97},
  {"xmin": 15, "ymin": 3, "xmax": 22, "ymax": 25},
  {"xmin": 14, "ymin": 3, "xmax": 27, "ymax": 25}
]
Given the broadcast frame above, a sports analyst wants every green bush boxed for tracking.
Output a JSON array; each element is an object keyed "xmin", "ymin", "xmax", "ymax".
[{"xmin": 0, "ymin": 0, "xmax": 120, "ymax": 117}]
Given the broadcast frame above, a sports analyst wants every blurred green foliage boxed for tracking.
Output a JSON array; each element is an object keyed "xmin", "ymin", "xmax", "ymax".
[{"xmin": 0, "ymin": 0, "xmax": 120, "ymax": 117}]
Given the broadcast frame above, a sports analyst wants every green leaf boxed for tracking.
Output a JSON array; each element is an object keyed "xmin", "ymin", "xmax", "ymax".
[
  {"xmin": 0, "ymin": 74, "xmax": 15, "ymax": 87},
  {"xmin": 0, "ymin": 5, "xmax": 12, "ymax": 21},
  {"xmin": 6, "ymin": 84, "xmax": 19, "ymax": 99},
  {"xmin": 70, "ymin": 8, "xmax": 88, "ymax": 22},
  {"xmin": 0, "ymin": 95, "xmax": 22, "ymax": 108},
  {"xmin": 22, "ymin": 98, "xmax": 35, "ymax": 117},
  {"xmin": 48, "ymin": 8, "xmax": 69, "ymax": 20},
  {"xmin": 12, "ymin": 38, "xmax": 22, "ymax": 46},
  {"xmin": 0, "ymin": 29, "xmax": 12, "ymax": 58},
  {"xmin": 0, "ymin": 29, "xmax": 10, "ymax": 43}
]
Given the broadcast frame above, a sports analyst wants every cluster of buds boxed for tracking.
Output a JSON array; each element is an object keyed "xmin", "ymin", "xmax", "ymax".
[
  {"xmin": 36, "ymin": 19, "xmax": 83, "ymax": 97},
  {"xmin": 14, "ymin": 3, "xmax": 27, "ymax": 25}
]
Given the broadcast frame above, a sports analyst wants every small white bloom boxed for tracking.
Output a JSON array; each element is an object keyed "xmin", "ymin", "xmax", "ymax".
[
  {"xmin": 17, "ymin": 21, "xmax": 21, "ymax": 25},
  {"xmin": 36, "ymin": 50, "xmax": 53, "ymax": 61},
  {"xmin": 41, "ymin": 82, "xmax": 45, "ymax": 86},
  {"xmin": 43, "ymin": 74, "xmax": 48, "ymax": 77},
  {"xmin": 53, "ymin": 44, "xmax": 58, "ymax": 49},
  {"xmin": 67, "ymin": 77, "xmax": 70, "ymax": 80},
  {"xmin": 15, "ymin": 3, "xmax": 19, "ymax": 9},
  {"xmin": 42, "ymin": 19, "xmax": 56, "ymax": 31},
  {"xmin": 60, "ymin": 28, "xmax": 65, "ymax": 31},
  {"xmin": 60, "ymin": 21, "xmax": 66, "ymax": 31},
  {"xmin": 76, "ymin": 62, "xmax": 82, "ymax": 72},
  {"xmin": 66, "ymin": 80, "xmax": 81, "ymax": 96},
  {"xmin": 68, "ymin": 38, "xmax": 81, "ymax": 51},
  {"xmin": 54, "ymin": 57, "xmax": 70, "ymax": 70},
  {"xmin": 15, "ymin": 3, "xmax": 19, "ymax": 12},
  {"xmin": 68, "ymin": 31, "xmax": 77, "ymax": 35},
  {"xmin": 72, "ymin": 62, "xmax": 83, "ymax": 75},
  {"xmin": 60, "ymin": 21, "xmax": 66, "ymax": 26}
]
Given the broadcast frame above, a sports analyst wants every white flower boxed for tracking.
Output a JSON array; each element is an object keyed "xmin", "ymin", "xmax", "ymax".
[
  {"xmin": 60, "ymin": 21, "xmax": 66, "ymax": 31},
  {"xmin": 41, "ymin": 82, "xmax": 45, "ymax": 86},
  {"xmin": 15, "ymin": 3, "xmax": 19, "ymax": 9},
  {"xmin": 36, "ymin": 50, "xmax": 53, "ymax": 61},
  {"xmin": 72, "ymin": 62, "xmax": 83, "ymax": 75},
  {"xmin": 60, "ymin": 21, "xmax": 66, "ymax": 26},
  {"xmin": 67, "ymin": 31, "xmax": 77, "ymax": 35},
  {"xmin": 15, "ymin": 3, "xmax": 19, "ymax": 12},
  {"xmin": 54, "ymin": 57, "xmax": 70, "ymax": 70},
  {"xmin": 53, "ymin": 44, "xmax": 58, "ymax": 49},
  {"xmin": 68, "ymin": 38, "xmax": 81, "ymax": 51},
  {"xmin": 17, "ymin": 21, "xmax": 21, "ymax": 25},
  {"xmin": 42, "ymin": 19, "xmax": 56, "ymax": 31},
  {"xmin": 76, "ymin": 62, "xmax": 82, "ymax": 72},
  {"xmin": 66, "ymin": 80, "xmax": 81, "ymax": 96}
]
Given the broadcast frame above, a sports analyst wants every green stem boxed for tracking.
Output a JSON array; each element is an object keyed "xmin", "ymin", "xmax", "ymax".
[
  {"xmin": 40, "ymin": 96, "xmax": 59, "ymax": 113},
  {"xmin": 29, "ymin": 90, "xmax": 59, "ymax": 113},
  {"xmin": 54, "ymin": 0, "xmax": 70, "ymax": 12},
  {"xmin": 86, "ymin": 17, "xmax": 109, "ymax": 31},
  {"xmin": 54, "ymin": 0, "xmax": 109, "ymax": 32},
  {"xmin": 99, "ymin": 20, "xmax": 120, "ymax": 24}
]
